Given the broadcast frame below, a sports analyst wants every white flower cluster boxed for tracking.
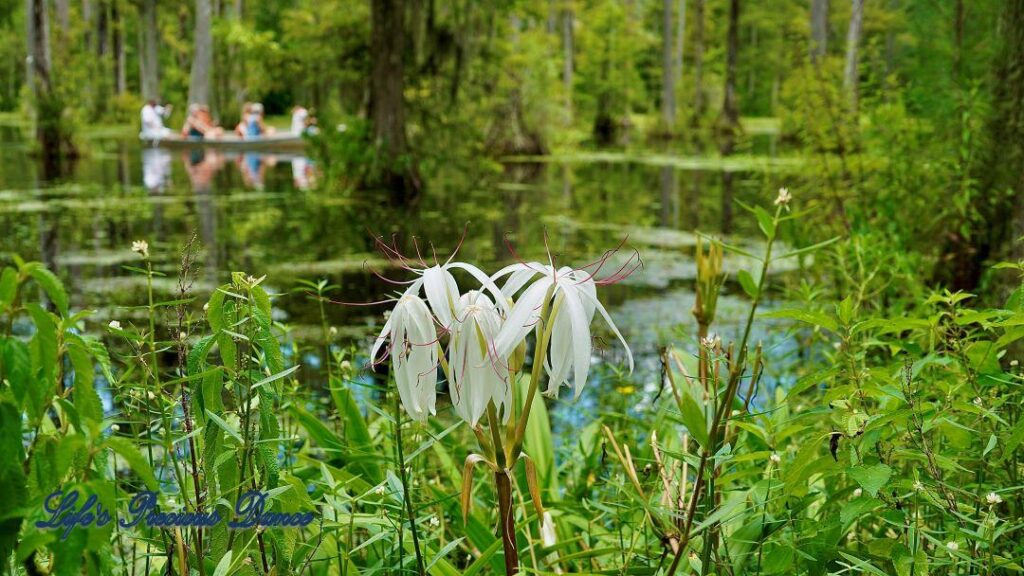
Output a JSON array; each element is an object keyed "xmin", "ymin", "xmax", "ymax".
[{"xmin": 372, "ymin": 260, "xmax": 633, "ymax": 425}]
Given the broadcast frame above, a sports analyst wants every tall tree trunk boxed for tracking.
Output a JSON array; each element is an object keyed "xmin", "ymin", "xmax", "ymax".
[
  {"xmin": 691, "ymin": 0, "xmax": 704, "ymax": 124},
  {"xmin": 562, "ymin": 4, "xmax": 574, "ymax": 122},
  {"xmin": 28, "ymin": 0, "xmax": 73, "ymax": 164},
  {"xmin": 140, "ymin": 0, "xmax": 159, "ymax": 100},
  {"xmin": 843, "ymin": 0, "xmax": 865, "ymax": 111},
  {"xmin": 721, "ymin": 0, "xmax": 740, "ymax": 133},
  {"xmin": 661, "ymin": 0, "xmax": 676, "ymax": 129},
  {"xmin": 677, "ymin": 0, "xmax": 686, "ymax": 84},
  {"xmin": 112, "ymin": 0, "xmax": 125, "ymax": 95},
  {"xmin": 991, "ymin": 0, "xmax": 1024, "ymax": 282},
  {"xmin": 188, "ymin": 0, "xmax": 213, "ymax": 105},
  {"xmin": 369, "ymin": 0, "xmax": 420, "ymax": 198},
  {"xmin": 811, "ymin": 0, "xmax": 828, "ymax": 62}
]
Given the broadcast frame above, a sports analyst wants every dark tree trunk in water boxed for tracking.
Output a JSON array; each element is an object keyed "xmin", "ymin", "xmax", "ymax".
[
  {"xmin": 720, "ymin": 0, "xmax": 740, "ymax": 135},
  {"xmin": 28, "ymin": 0, "xmax": 75, "ymax": 164},
  {"xmin": 369, "ymin": 0, "xmax": 420, "ymax": 199},
  {"xmin": 718, "ymin": 0, "xmax": 740, "ymax": 237},
  {"xmin": 811, "ymin": 0, "xmax": 828, "ymax": 62},
  {"xmin": 140, "ymin": 0, "xmax": 159, "ymax": 100},
  {"xmin": 1003, "ymin": 0, "xmax": 1024, "ymax": 277},
  {"xmin": 662, "ymin": 0, "xmax": 676, "ymax": 129},
  {"xmin": 188, "ymin": 0, "xmax": 213, "ymax": 105},
  {"xmin": 112, "ymin": 0, "xmax": 125, "ymax": 95}
]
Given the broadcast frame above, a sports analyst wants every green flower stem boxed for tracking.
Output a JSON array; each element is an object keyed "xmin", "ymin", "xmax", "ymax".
[{"xmin": 509, "ymin": 285, "xmax": 558, "ymax": 463}]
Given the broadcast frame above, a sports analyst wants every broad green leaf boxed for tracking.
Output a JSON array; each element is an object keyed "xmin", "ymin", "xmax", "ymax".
[
  {"xmin": 848, "ymin": 463, "xmax": 892, "ymax": 497},
  {"xmin": 213, "ymin": 550, "xmax": 233, "ymax": 576},
  {"xmin": 24, "ymin": 263, "xmax": 69, "ymax": 317},
  {"xmin": 105, "ymin": 436, "xmax": 159, "ymax": 490},
  {"xmin": 737, "ymin": 269, "xmax": 759, "ymax": 299}
]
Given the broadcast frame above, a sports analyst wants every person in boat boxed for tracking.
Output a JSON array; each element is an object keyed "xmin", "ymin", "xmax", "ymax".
[
  {"xmin": 240, "ymin": 102, "xmax": 273, "ymax": 138},
  {"xmin": 181, "ymin": 104, "xmax": 223, "ymax": 139},
  {"xmin": 140, "ymin": 99, "xmax": 172, "ymax": 139},
  {"xmin": 234, "ymin": 102, "xmax": 252, "ymax": 136}
]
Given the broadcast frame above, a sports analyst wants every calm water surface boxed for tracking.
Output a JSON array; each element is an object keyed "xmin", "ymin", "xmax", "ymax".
[{"xmin": 0, "ymin": 127, "xmax": 799, "ymax": 417}]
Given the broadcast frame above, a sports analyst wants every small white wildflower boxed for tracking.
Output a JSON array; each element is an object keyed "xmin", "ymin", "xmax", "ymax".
[
  {"xmin": 203, "ymin": 302, "xmax": 209, "ymax": 312},
  {"xmin": 700, "ymin": 334, "xmax": 720, "ymax": 349},
  {"xmin": 770, "ymin": 453, "xmax": 781, "ymax": 464},
  {"xmin": 340, "ymin": 360, "xmax": 352, "ymax": 371},
  {"xmin": 179, "ymin": 331, "xmax": 187, "ymax": 341},
  {"xmin": 946, "ymin": 541, "xmax": 959, "ymax": 552},
  {"xmin": 429, "ymin": 516, "xmax": 440, "ymax": 527},
  {"xmin": 1011, "ymin": 360, "xmax": 1019, "ymax": 367},
  {"xmin": 986, "ymin": 492, "xmax": 1003, "ymax": 505},
  {"xmin": 375, "ymin": 485, "xmax": 386, "ymax": 496},
  {"xmin": 852, "ymin": 488, "xmax": 863, "ymax": 498},
  {"xmin": 131, "ymin": 240, "xmax": 149, "ymax": 258},
  {"xmin": 108, "ymin": 320, "xmax": 122, "ymax": 330},
  {"xmin": 111, "ymin": 423, "xmax": 120, "ymax": 432},
  {"xmin": 245, "ymin": 274, "xmax": 266, "ymax": 287},
  {"xmin": 147, "ymin": 390, "xmax": 156, "ymax": 400},
  {"xmin": 913, "ymin": 481, "xmax": 924, "ymax": 492},
  {"xmin": 329, "ymin": 326, "xmax": 338, "ymax": 336},
  {"xmin": 973, "ymin": 397, "xmax": 984, "ymax": 407},
  {"xmin": 774, "ymin": 187, "xmax": 792, "ymax": 207}
]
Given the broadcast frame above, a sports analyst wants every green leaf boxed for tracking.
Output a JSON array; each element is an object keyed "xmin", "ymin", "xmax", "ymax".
[
  {"xmin": 213, "ymin": 550, "xmax": 233, "ymax": 576},
  {"xmin": 848, "ymin": 464, "xmax": 892, "ymax": 497},
  {"xmin": 983, "ymin": 434, "xmax": 998, "ymax": 457},
  {"xmin": 0, "ymin": 401, "xmax": 28, "ymax": 568},
  {"xmin": 105, "ymin": 436, "xmax": 159, "ymax": 490},
  {"xmin": 0, "ymin": 267, "xmax": 16, "ymax": 309},
  {"xmin": 24, "ymin": 263, "xmax": 69, "ymax": 317},
  {"xmin": 840, "ymin": 496, "xmax": 882, "ymax": 529},
  {"xmin": 761, "ymin": 308, "xmax": 838, "ymax": 333},
  {"xmin": 67, "ymin": 337, "xmax": 103, "ymax": 425},
  {"xmin": 205, "ymin": 409, "xmax": 243, "ymax": 443},
  {"xmin": 778, "ymin": 236, "xmax": 841, "ymax": 260},
  {"xmin": 737, "ymin": 269, "xmax": 759, "ymax": 299},
  {"xmin": 754, "ymin": 206, "xmax": 776, "ymax": 240}
]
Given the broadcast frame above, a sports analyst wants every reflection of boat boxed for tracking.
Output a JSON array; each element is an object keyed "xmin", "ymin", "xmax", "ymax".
[{"xmin": 140, "ymin": 133, "xmax": 306, "ymax": 151}]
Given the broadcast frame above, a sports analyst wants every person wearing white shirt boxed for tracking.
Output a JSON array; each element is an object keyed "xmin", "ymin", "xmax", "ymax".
[
  {"xmin": 140, "ymin": 100, "xmax": 172, "ymax": 139},
  {"xmin": 290, "ymin": 106, "xmax": 309, "ymax": 135}
]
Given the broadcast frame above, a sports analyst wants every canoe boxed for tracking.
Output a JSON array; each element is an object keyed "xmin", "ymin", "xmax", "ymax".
[{"xmin": 140, "ymin": 133, "xmax": 306, "ymax": 151}]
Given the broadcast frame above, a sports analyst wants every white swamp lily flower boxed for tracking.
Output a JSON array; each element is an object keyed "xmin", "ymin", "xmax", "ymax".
[
  {"xmin": 372, "ymin": 294, "xmax": 439, "ymax": 422},
  {"xmin": 448, "ymin": 291, "xmax": 511, "ymax": 426},
  {"xmin": 492, "ymin": 262, "xmax": 633, "ymax": 399}
]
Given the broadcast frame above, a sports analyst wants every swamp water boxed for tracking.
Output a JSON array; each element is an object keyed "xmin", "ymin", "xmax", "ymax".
[{"xmin": 0, "ymin": 128, "xmax": 802, "ymax": 428}]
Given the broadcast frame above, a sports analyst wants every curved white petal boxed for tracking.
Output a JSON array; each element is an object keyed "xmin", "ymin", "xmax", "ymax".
[
  {"xmin": 558, "ymin": 282, "xmax": 592, "ymax": 399},
  {"xmin": 494, "ymin": 277, "xmax": 552, "ymax": 357},
  {"xmin": 448, "ymin": 298, "xmax": 508, "ymax": 426},
  {"xmin": 578, "ymin": 287, "xmax": 634, "ymax": 373},
  {"xmin": 447, "ymin": 262, "xmax": 510, "ymax": 314},
  {"xmin": 369, "ymin": 313, "xmax": 393, "ymax": 364},
  {"xmin": 422, "ymin": 266, "xmax": 458, "ymax": 329}
]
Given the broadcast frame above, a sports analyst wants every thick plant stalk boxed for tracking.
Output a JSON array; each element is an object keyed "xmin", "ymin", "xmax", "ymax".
[{"xmin": 495, "ymin": 469, "xmax": 519, "ymax": 575}]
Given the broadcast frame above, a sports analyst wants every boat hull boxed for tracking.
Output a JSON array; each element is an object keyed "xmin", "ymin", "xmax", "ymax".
[{"xmin": 140, "ymin": 134, "xmax": 306, "ymax": 151}]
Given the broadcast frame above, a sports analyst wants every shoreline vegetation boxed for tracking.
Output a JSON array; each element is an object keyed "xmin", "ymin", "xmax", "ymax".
[{"xmin": 3, "ymin": 0, "xmax": 1024, "ymax": 574}]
